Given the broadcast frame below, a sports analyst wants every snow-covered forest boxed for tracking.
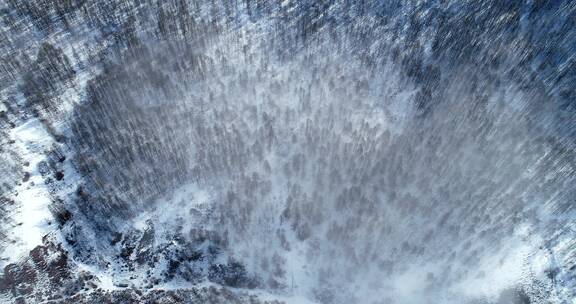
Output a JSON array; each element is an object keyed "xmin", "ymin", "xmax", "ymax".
[{"xmin": 1, "ymin": 1, "xmax": 576, "ymax": 303}]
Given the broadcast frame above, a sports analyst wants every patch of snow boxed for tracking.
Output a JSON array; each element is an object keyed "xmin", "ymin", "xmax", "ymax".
[
  {"xmin": 1, "ymin": 119, "xmax": 55, "ymax": 268},
  {"xmin": 450, "ymin": 234, "xmax": 536, "ymax": 302},
  {"xmin": 76, "ymin": 261, "xmax": 120, "ymax": 291}
]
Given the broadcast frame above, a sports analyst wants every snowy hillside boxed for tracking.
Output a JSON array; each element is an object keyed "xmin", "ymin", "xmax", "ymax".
[{"xmin": 1, "ymin": 1, "xmax": 576, "ymax": 303}]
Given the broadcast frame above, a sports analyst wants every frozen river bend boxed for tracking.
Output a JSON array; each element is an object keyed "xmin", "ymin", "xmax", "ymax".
[{"xmin": 1, "ymin": 1, "xmax": 576, "ymax": 303}]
